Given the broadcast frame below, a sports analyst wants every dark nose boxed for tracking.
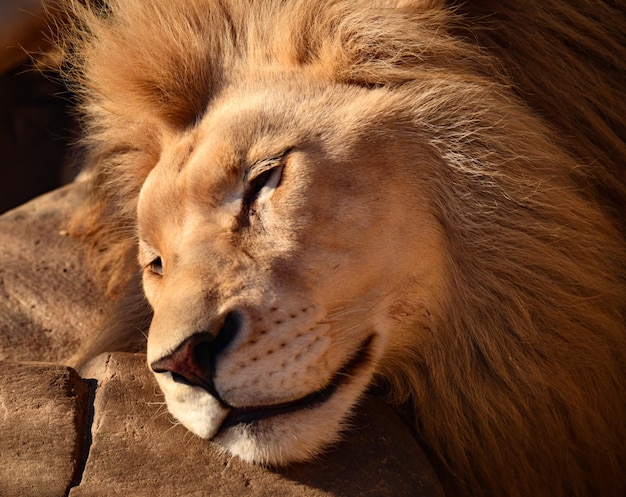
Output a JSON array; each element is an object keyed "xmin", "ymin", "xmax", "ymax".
[{"xmin": 150, "ymin": 311, "xmax": 240, "ymax": 402}]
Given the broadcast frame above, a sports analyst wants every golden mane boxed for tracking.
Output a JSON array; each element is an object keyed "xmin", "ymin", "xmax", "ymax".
[{"xmin": 58, "ymin": 1, "xmax": 626, "ymax": 496}]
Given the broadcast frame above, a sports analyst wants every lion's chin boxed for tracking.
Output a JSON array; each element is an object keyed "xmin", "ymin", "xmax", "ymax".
[
  {"xmin": 159, "ymin": 336, "xmax": 376, "ymax": 465},
  {"xmin": 212, "ymin": 367, "xmax": 375, "ymax": 465},
  {"xmin": 212, "ymin": 396, "xmax": 351, "ymax": 465}
]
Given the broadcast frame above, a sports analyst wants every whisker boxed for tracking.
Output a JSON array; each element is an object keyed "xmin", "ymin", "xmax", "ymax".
[{"xmin": 164, "ymin": 419, "xmax": 183, "ymax": 434}]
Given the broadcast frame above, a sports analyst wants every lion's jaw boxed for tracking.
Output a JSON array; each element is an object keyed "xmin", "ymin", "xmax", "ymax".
[{"xmin": 139, "ymin": 82, "xmax": 445, "ymax": 465}]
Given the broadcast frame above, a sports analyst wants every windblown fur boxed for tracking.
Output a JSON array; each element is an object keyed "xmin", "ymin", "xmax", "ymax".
[{"xmin": 57, "ymin": 1, "xmax": 626, "ymax": 497}]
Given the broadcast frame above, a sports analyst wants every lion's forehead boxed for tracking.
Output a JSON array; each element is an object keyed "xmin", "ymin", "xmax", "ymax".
[{"xmin": 156, "ymin": 80, "xmax": 401, "ymax": 179}]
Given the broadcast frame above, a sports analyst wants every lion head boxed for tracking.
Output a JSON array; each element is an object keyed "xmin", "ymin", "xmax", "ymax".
[
  {"xmin": 62, "ymin": 1, "xmax": 626, "ymax": 496},
  {"xmin": 138, "ymin": 81, "xmax": 446, "ymax": 462}
]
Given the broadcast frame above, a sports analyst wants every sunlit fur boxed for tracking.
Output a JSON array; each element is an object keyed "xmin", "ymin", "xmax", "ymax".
[{"xmin": 58, "ymin": 1, "xmax": 626, "ymax": 497}]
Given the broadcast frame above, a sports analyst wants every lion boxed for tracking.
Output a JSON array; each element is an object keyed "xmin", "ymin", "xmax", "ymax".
[{"xmin": 56, "ymin": 1, "xmax": 626, "ymax": 496}]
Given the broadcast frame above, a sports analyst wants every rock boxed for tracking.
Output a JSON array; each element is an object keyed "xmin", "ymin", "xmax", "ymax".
[
  {"xmin": 0, "ymin": 362, "xmax": 91, "ymax": 497},
  {"xmin": 72, "ymin": 352, "xmax": 444, "ymax": 497},
  {"xmin": 0, "ymin": 183, "xmax": 108, "ymax": 364}
]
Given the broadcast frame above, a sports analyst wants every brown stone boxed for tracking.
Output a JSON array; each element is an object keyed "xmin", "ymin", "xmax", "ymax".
[
  {"xmin": 0, "ymin": 362, "xmax": 91, "ymax": 497},
  {"xmin": 73, "ymin": 352, "xmax": 444, "ymax": 497},
  {"xmin": 0, "ymin": 183, "xmax": 108, "ymax": 364}
]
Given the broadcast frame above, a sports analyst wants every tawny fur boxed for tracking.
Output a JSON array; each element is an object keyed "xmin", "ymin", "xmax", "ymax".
[{"xmin": 56, "ymin": 1, "xmax": 626, "ymax": 496}]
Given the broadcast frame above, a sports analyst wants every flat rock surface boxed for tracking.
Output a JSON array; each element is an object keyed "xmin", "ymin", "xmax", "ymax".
[
  {"xmin": 0, "ymin": 354, "xmax": 444, "ymax": 497},
  {"xmin": 73, "ymin": 352, "xmax": 444, "ymax": 497},
  {"xmin": 0, "ymin": 362, "xmax": 90, "ymax": 497},
  {"xmin": 0, "ymin": 183, "xmax": 107, "ymax": 364}
]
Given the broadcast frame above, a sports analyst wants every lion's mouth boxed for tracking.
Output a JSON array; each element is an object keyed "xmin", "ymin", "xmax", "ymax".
[{"xmin": 216, "ymin": 334, "xmax": 374, "ymax": 433}]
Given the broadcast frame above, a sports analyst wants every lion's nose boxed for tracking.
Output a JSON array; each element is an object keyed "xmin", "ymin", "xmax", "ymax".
[{"xmin": 150, "ymin": 311, "xmax": 240, "ymax": 402}]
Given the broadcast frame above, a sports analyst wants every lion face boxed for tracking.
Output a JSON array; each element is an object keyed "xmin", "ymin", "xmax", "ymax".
[{"xmin": 138, "ymin": 77, "xmax": 445, "ymax": 464}]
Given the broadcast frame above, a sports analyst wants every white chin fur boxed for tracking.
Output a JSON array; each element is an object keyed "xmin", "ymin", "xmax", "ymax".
[
  {"xmin": 156, "ymin": 372, "xmax": 229, "ymax": 439},
  {"xmin": 214, "ymin": 391, "xmax": 352, "ymax": 465}
]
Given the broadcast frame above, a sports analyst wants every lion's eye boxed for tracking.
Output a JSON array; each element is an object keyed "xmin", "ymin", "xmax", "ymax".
[
  {"xmin": 248, "ymin": 167, "xmax": 279, "ymax": 201},
  {"xmin": 147, "ymin": 257, "xmax": 163, "ymax": 276},
  {"xmin": 242, "ymin": 162, "xmax": 284, "ymax": 217}
]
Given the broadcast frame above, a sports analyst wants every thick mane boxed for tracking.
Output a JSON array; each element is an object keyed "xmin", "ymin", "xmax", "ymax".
[
  {"xmin": 456, "ymin": 1, "xmax": 626, "ymax": 230},
  {"xmin": 58, "ymin": 1, "xmax": 626, "ymax": 497}
]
